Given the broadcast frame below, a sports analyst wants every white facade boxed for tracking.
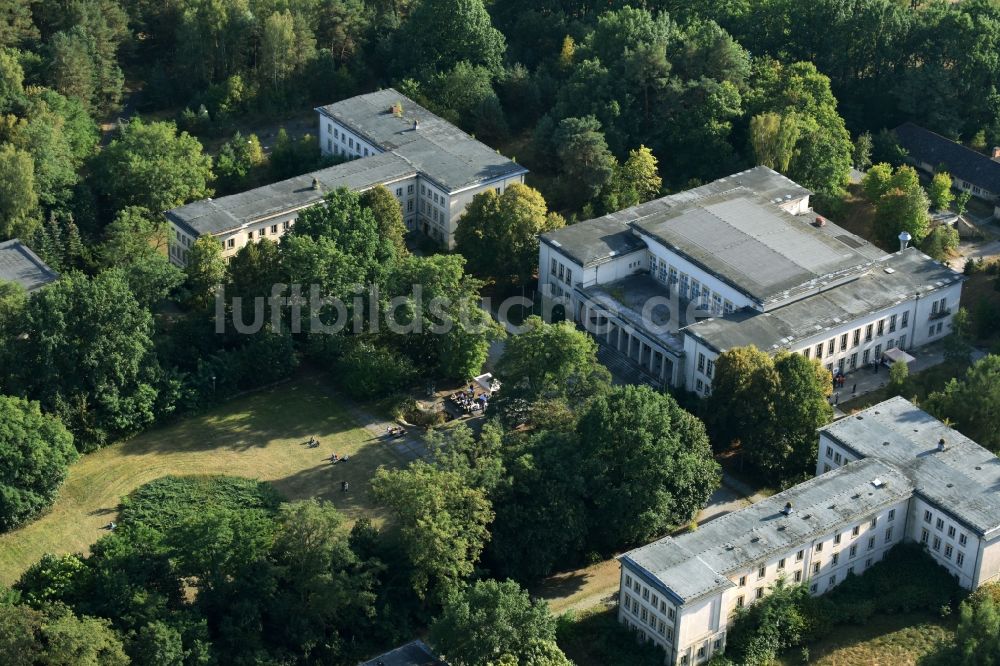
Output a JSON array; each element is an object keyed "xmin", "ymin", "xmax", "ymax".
[{"xmin": 620, "ymin": 398, "xmax": 1000, "ymax": 664}]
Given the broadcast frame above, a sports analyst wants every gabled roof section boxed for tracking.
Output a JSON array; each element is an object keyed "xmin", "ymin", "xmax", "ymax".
[
  {"xmin": 894, "ymin": 122, "xmax": 1000, "ymax": 195},
  {"xmin": 821, "ymin": 397, "xmax": 1000, "ymax": 538},
  {"xmin": 166, "ymin": 152, "xmax": 415, "ymax": 237},
  {"xmin": 0, "ymin": 239, "xmax": 58, "ymax": 292},
  {"xmin": 317, "ymin": 88, "xmax": 527, "ymax": 193},
  {"xmin": 622, "ymin": 458, "xmax": 912, "ymax": 604}
]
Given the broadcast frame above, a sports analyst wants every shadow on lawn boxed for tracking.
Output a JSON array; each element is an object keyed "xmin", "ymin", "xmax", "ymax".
[
  {"xmin": 269, "ymin": 439, "xmax": 396, "ymax": 521},
  {"xmin": 117, "ymin": 376, "xmax": 365, "ymax": 456}
]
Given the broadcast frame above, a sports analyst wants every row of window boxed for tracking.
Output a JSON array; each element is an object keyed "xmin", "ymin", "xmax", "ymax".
[
  {"xmin": 649, "ymin": 256, "xmax": 733, "ymax": 316},
  {"xmin": 737, "ymin": 551, "xmax": 889, "ymax": 608},
  {"xmin": 804, "ymin": 312, "xmax": 909, "ymax": 364},
  {"xmin": 920, "ymin": 528, "xmax": 967, "ymax": 567},
  {"xmin": 624, "ymin": 573, "xmax": 676, "ymax": 621},
  {"xmin": 623, "ymin": 595, "xmax": 674, "ymax": 641},
  {"xmin": 549, "ymin": 258, "xmax": 574, "ymax": 287}
]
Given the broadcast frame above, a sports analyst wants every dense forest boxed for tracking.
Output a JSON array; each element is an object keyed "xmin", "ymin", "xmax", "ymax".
[{"xmin": 3, "ymin": 0, "xmax": 1000, "ymax": 663}]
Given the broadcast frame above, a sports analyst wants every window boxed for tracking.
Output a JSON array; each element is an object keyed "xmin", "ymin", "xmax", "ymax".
[
  {"xmin": 813, "ymin": 562, "xmax": 821, "ymax": 574},
  {"xmin": 706, "ymin": 359, "xmax": 715, "ymax": 378},
  {"xmin": 829, "ymin": 574, "xmax": 837, "ymax": 588},
  {"xmin": 901, "ymin": 311, "xmax": 909, "ymax": 328},
  {"xmin": 948, "ymin": 526, "xmax": 956, "ymax": 539},
  {"xmin": 697, "ymin": 646, "xmax": 705, "ymax": 659},
  {"xmin": 550, "ymin": 259, "xmax": 558, "ymax": 276},
  {"xmin": 834, "ymin": 534, "xmax": 842, "ymax": 545},
  {"xmin": 758, "ymin": 566, "xmax": 766, "ymax": 579},
  {"xmin": 816, "ymin": 542, "xmax": 824, "ymax": 553},
  {"xmin": 396, "ymin": 187, "xmax": 402, "ymax": 197},
  {"xmin": 755, "ymin": 588, "xmax": 764, "ymax": 600},
  {"xmin": 832, "ymin": 553, "xmax": 839, "ymax": 565},
  {"xmin": 877, "ymin": 319, "xmax": 885, "ymax": 336},
  {"xmin": 959, "ymin": 533, "xmax": 968, "ymax": 547},
  {"xmin": 736, "ymin": 595, "xmax": 744, "ymax": 608},
  {"xmin": 945, "ymin": 545, "xmax": 953, "ymax": 559},
  {"xmin": 714, "ymin": 639, "xmax": 722, "ymax": 651},
  {"xmin": 408, "ymin": 200, "xmax": 413, "ymax": 212},
  {"xmin": 899, "ymin": 334, "xmax": 907, "ymax": 348},
  {"xmin": 660, "ymin": 601, "xmax": 666, "ymax": 614},
  {"xmin": 283, "ymin": 221, "xmax": 290, "ymax": 230},
  {"xmin": 796, "ymin": 550, "xmax": 804, "ymax": 562},
  {"xmin": 929, "ymin": 325, "xmax": 936, "ymax": 337},
  {"xmin": 738, "ymin": 575, "xmax": 746, "ymax": 587},
  {"xmin": 624, "ymin": 596, "xmax": 631, "ymax": 612},
  {"xmin": 668, "ymin": 607, "xmax": 674, "ymax": 620},
  {"xmin": 957, "ymin": 552, "xmax": 965, "ymax": 566},
  {"xmin": 863, "ymin": 349, "xmax": 871, "ymax": 364},
  {"xmin": 924, "ymin": 510, "xmax": 933, "ymax": 523},
  {"xmin": 834, "ymin": 453, "xmax": 842, "ymax": 464},
  {"xmin": 885, "ymin": 527, "xmax": 893, "ymax": 542},
  {"xmin": 936, "ymin": 321, "xmax": 943, "ymax": 334},
  {"xmin": 651, "ymin": 594, "xmax": 658, "ymax": 608},
  {"xmin": 849, "ymin": 545, "xmax": 857, "ymax": 558},
  {"xmin": 803, "ymin": 347, "xmax": 811, "ymax": 359},
  {"xmin": 778, "ymin": 558, "xmax": 786, "ymax": 570},
  {"xmin": 852, "ymin": 526, "xmax": 860, "ymax": 537},
  {"xmin": 271, "ymin": 224, "xmax": 278, "ymax": 234},
  {"xmin": 640, "ymin": 608, "xmax": 647, "ymax": 622},
  {"xmin": 921, "ymin": 529, "xmax": 929, "ymax": 544},
  {"xmin": 888, "ymin": 509, "xmax": 895, "ymax": 522},
  {"xmin": 810, "ymin": 583, "xmax": 818, "ymax": 593},
  {"xmin": 642, "ymin": 587, "xmax": 649, "ymax": 601},
  {"xmin": 933, "ymin": 536, "xmax": 941, "ymax": 551},
  {"xmin": 625, "ymin": 574, "xmax": 632, "ymax": 587},
  {"xmin": 824, "ymin": 464, "xmax": 831, "ymax": 473},
  {"xmin": 794, "ymin": 570, "xmax": 802, "ymax": 582},
  {"xmin": 247, "ymin": 233, "xmax": 252, "ymax": 242},
  {"xmin": 657, "ymin": 619, "xmax": 665, "ymax": 635},
  {"xmin": 840, "ymin": 334, "xmax": 848, "ymax": 351},
  {"xmin": 936, "ymin": 518, "xmax": 944, "ymax": 531},
  {"xmin": 853, "ymin": 329, "xmax": 861, "ymax": 346},
  {"xmin": 815, "ymin": 344, "xmax": 824, "ymax": 359},
  {"xmin": 697, "ymin": 353, "xmax": 706, "ymax": 373},
  {"xmin": 826, "ymin": 446, "xmax": 833, "ymax": 459},
  {"xmin": 565, "ymin": 269, "xmax": 572, "ymax": 285},
  {"xmin": 348, "ymin": 138, "xmax": 354, "ymax": 148},
  {"xmin": 828, "ymin": 339, "xmax": 835, "ymax": 355},
  {"xmin": 696, "ymin": 379, "xmax": 704, "ymax": 392},
  {"xmin": 889, "ymin": 314, "xmax": 897, "ymax": 332},
  {"xmin": 865, "ymin": 324, "xmax": 874, "ymax": 341},
  {"xmin": 633, "ymin": 580, "xmax": 640, "ymax": 593},
  {"xmin": 868, "ymin": 536, "xmax": 875, "ymax": 550},
  {"xmin": 227, "ymin": 238, "xmax": 235, "ymax": 249}
]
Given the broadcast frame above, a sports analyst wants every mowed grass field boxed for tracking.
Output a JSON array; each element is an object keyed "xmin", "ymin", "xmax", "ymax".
[{"xmin": 0, "ymin": 372, "xmax": 402, "ymax": 586}]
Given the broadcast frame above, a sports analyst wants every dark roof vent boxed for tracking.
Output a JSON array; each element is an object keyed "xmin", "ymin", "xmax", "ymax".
[
  {"xmin": 750, "ymin": 536, "xmax": 760, "ymax": 543},
  {"xmin": 883, "ymin": 441, "xmax": 890, "ymax": 446},
  {"xmin": 938, "ymin": 438, "xmax": 947, "ymax": 452},
  {"xmin": 312, "ymin": 177, "xmax": 321, "ymax": 191}
]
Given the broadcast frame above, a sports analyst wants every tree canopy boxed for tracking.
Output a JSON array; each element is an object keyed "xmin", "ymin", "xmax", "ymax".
[{"xmin": 0, "ymin": 396, "xmax": 77, "ymax": 531}]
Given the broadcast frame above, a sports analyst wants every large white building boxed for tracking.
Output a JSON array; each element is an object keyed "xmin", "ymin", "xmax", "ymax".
[
  {"xmin": 538, "ymin": 167, "xmax": 964, "ymax": 394},
  {"xmin": 165, "ymin": 89, "xmax": 527, "ymax": 265},
  {"xmin": 618, "ymin": 397, "xmax": 1000, "ymax": 665}
]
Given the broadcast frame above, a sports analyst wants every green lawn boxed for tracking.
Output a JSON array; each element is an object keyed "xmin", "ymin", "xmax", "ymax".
[
  {"xmin": 778, "ymin": 612, "xmax": 953, "ymax": 666},
  {"xmin": 0, "ymin": 372, "xmax": 402, "ymax": 586}
]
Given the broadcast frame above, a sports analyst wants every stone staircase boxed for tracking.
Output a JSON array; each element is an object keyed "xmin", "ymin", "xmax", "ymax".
[{"xmin": 596, "ymin": 343, "xmax": 664, "ymax": 389}]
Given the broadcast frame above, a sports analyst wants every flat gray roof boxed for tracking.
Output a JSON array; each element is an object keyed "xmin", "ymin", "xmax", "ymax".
[
  {"xmin": 359, "ymin": 640, "xmax": 442, "ymax": 666},
  {"xmin": 621, "ymin": 458, "xmax": 913, "ymax": 604},
  {"xmin": 167, "ymin": 152, "xmax": 415, "ymax": 237},
  {"xmin": 684, "ymin": 248, "xmax": 964, "ymax": 353},
  {"xmin": 542, "ymin": 167, "xmax": 882, "ymax": 304},
  {"xmin": 541, "ymin": 215, "xmax": 646, "ymax": 267},
  {"xmin": 0, "ymin": 239, "xmax": 58, "ymax": 292},
  {"xmin": 631, "ymin": 189, "xmax": 877, "ymax": 305},
  {"xmin": 317, "ymin": 88, "xmax": 527, "ymax": 193},
  {"xmin": 822, "ymin": 397, "xmax": 1000, "ymax": 537}
]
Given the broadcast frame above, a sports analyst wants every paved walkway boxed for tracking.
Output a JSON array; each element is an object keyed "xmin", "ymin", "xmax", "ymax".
[
  {"xmin": 831, "ymin": 346, "xmax": 945, "ymax": 415},
  {"xmin": 336, "ymin": 393, "xmax": 429, "ymax": 463}
]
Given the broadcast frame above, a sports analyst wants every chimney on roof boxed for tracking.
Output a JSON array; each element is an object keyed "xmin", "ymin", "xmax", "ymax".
[
  {"xmin": 781, "ymin": 502, "xmax": 793, "ymax": 516},
  {"xmin": 312, "ymin": 177, "xmax": 321, "ymax": 191},
  {"xmin": 938, "ymin": 438, "xmax": 946, "ymax": 452},
  {"xmin": 412, "ymin": 119, "xmax": 419, "ymax": 131},
  {"xmin": 813, "ymin": 216, "xmax": 826, "ymax": 227},
  {"xmin": 992, "ymin": 147, "xmax": 1000, "ymax": 162},
  {"xmin": 899, "ymin": 231, "xmax": 912, "ymax": 252}
]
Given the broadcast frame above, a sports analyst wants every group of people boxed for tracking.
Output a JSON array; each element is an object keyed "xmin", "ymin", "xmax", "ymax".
[{"xmin": 449, "ymin": 384, "xmax": 490, "ymax": 415}]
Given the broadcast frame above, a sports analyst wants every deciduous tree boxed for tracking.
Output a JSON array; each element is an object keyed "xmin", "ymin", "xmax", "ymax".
[
  {"xmin": 429, "ymin": 579, "xmax": 570, "ymax": 666},
  {"xmin": 0, "ymin": 396, "xmax": 77, "ymax": 531},
  {"xmin": 925, "ymin": 354, "xmax": 1000, "ymax": 453}
]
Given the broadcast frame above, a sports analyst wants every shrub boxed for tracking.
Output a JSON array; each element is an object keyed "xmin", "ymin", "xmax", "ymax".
[
  {"xmin": 335, "ymin": 341, "xmax": 418, "ymax": 400},
  {"xmin": 118, "ymin": 475, "xmax": 282, "ymax": 534}
]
